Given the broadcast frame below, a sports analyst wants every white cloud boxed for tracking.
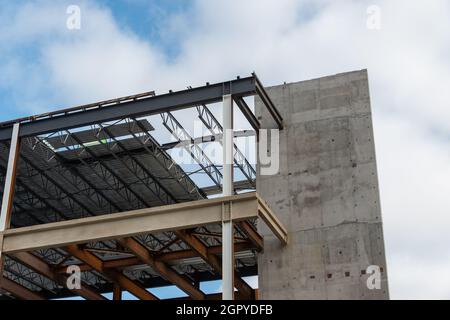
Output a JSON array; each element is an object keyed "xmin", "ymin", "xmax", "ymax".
[{"xmin": 0, "ymin": 0, "xmax": 449, "ymax": 299}]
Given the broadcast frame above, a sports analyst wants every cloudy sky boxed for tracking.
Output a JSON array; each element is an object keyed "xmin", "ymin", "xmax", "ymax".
[{"xmin": 0, "ymin": 0, "xmax": 449, "ymax": 299}]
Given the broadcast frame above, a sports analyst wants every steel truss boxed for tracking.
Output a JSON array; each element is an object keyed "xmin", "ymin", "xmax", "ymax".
[{"xmin": 0, "ymin": 74, "xmax": 284, "ymax": 300}]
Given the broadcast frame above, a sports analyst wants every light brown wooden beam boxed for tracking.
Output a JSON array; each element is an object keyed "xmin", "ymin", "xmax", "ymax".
[
  {"xmin": 118, "ymin": 237, "xmax": 205, "ymax": 300},
  {"xmin": 0, "ymin": 277, "xmax": 45, "ymax": 300},
  {"xmin": 65, "ymin": 245, "xmax": 158, "ymax": 300},
  {"xmin": 175, "ymin": 230, "xmax": 254, "ymax": 300},
  {"xmin": 10, "ymin": 251, "xmax": 106, "ymax": 300}
]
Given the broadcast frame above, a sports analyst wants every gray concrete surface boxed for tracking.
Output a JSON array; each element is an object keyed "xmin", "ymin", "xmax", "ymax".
[{"xmin": 256, "ymin": 69, "xmax": 389, "ymax": 299}]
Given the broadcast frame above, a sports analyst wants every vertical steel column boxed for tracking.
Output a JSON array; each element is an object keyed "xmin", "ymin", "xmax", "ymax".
[
  {"xmin": 113, "ymin": 284, "xmax": 122, "ymax": 300},
  {"xmin": 222, "ymin": 94, "xmax": 234, "ymax": 300},
  {"xmin": 0, "ymin": 123, "xmax": 21, "ymax": 275}
]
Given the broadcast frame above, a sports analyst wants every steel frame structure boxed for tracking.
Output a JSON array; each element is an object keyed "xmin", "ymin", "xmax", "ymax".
[{"xmin": 0, "ymin": 74, "xmax": 286, "ymax": 300}]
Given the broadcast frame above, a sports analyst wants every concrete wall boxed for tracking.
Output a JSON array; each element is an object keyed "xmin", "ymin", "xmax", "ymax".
[{"xmin": 256, "ymin": 70, "xmax": 389, "ymax": 299}]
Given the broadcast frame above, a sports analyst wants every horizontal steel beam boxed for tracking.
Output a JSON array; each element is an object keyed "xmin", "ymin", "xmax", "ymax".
[
  {"xmin": 234, "ymin": 98, "xmax": 260, "ymax": 131},
  {"xmin": 0, "ymin": 277, "xmax": 45, "ymax": 300},
  {"xmin": 257, "ymin": 194, "xmax": 288, "ymax": 244},
  {"xmin": 65, "ymin": 244, "xmax": 157, "ymax": 300},
  {"xmin": 0, "ymin": 76, "xmax": 257, "ymax": 141},
  {"xmin": 161, "ymin": 130, "xmax": 255, "ymax": 150},
  {"xmin": 10, "ymin": 252, "xmax": 106, "ymax": 300},
  {"xmin": 55, "ymin": 242, "xmax": 256, "ymax": 274},
  {"xmin": 254, "ymin": 74, "xmax": 283, "ymax": 129},
  {"xmin": 201, "ymin": 179, "xmax": 254, "ymax": 196},
  {"xmin": 119, "ymin": 237, "xmax": 205, "ymax": 300},
  {"xmin": 1, "ymin": 192, "xmax": 287, "ymax": 253}
]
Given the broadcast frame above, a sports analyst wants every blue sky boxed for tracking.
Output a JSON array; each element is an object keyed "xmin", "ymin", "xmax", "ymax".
[
  {"xmin": 0, "ymin": 0, "xmax": 449, "ymax": 299},
  {"xmin": 97, "ymin": 0, "xmax": 189, "ymax": 57}
]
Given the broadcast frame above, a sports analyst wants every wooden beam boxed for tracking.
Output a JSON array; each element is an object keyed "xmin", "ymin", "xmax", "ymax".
[
  {"xmin": 0, "ymin": 277, "xmax": 45, "ymax": 300},
  {"xmin": 2, "ymin": 193, "xmax": 259, "ymax": 254},
  {"xmin": 65, "ymin": 245, "xmax": 158, "ymax": 300},
  {"xmin": 10, "ymin": 252, "xmax": 106, "ymax": 300},
  {"xmin": 55, "ymin": 242, "xmax": 256, "ymax": 274},
  {"xmin": 175, "ymin": 230, "xmax": 254, "ymax": 300},
  {"xmin": 118, "ymin": 237, "xmax": 205, "ymax": 300}
]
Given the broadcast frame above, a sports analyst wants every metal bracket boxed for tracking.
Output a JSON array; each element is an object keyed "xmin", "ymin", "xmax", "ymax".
[{"xmin": 222, "ymin": 201, "xmax": 233, "ymax": 222}]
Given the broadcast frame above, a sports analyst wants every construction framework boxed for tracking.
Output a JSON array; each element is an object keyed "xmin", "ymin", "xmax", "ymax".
[{"xmin": 0, "ymin": 74, "xmax": 287, "ymax": 300}]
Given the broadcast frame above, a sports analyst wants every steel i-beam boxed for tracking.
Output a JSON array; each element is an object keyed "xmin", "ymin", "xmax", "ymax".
[{"xmin": 222, "ymin": 95, "xmax": 234, "ymax": 300}]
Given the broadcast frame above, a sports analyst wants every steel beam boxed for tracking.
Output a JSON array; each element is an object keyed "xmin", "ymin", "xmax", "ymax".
[
  {"xmin": 129, "ymin": 118, "xmax": 205, "ymax": 200},
  {"xmin": 196, "ymin": 104, "xmax": 256, "ymax": 187},
  {"xmin": 1, "ymin": 193, "xmax": 260, "ymax": 253},
  {"xmin": 253, "ymin": 73, "xmax": 283, "ymax": 129},
  {"xmin": 201, "ymin": 179, "xmax": 253, "ymax": 196},
  {"xmin": 0, "ymin": 124, "xmax": 20, "ymax": 277},
  {"xmin": 222, "ymin": 94, "xmax": 234, "ymax": 300},
  {"xmin": 0, "ymin": 76, "xmax": 257, "ymax": 141},
  {"xmin": 1, "ymin": 193, "xmax": 287, "ymax": 254},
  {"xmin": 113, "ymin": 284, "xmax": 122, "ymax": 300},
  {"xmin": 66, "ymin": 130, "xmax": 150, "ymax": 210},
  {"xmin": 10, "ymin": 251, "xmax": 106, "ymax": 300},
  {"xmin": 162, "ymin": 130, "xmax": 255, "ymax": 150},
  {"xmin": 0, "ymin": 277, "xmax": 45, "ymax": 300},
  {"xmin": 162, "ymin": 112, "xmax": 222, "ymax": 187},
  {"xmin": 238, "ymin": 222, "xmax": 264, "ymax": 252},
  {"xmin": 65, "ymin": 244, "xmax": 158, "ymax": 300},
  {"xmin": 30, "ymin": 136, "xmax": 122, "ymax": 214},
  {"xmin": 234, "ymin": 98, "xmax": 260, "ymax": 132},
  {"xmin": 175, "ymin": 230, "xmax": 254, "ymax": 300},
  {"xmin": 55, "ymin": 241, "xmax": 256, "ymax": 274},
  {"xmin": 0, "ymin": 123, "xmax": 20, "ymax": 231},
  {"xmin": 118, "ymin": 237, "xmax": 205, "ymax": 300}
]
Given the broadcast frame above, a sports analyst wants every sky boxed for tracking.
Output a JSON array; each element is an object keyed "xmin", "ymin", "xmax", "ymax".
[{"xmin": 0, "ymin": 0, "xmax": 449, "ymax": 300}]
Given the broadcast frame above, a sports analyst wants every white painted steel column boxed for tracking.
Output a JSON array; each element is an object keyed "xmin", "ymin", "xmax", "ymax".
[
  {"xmin": 0, "ymin": 123, "xmax": 20, "ymax": 231},
  {"xmin": 0, "ymin": 123, "xmax": 21, "ymax": 274},
  {"xmin": 222, "ymin": 94, "xmax": 234, "ymax": 300}
]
